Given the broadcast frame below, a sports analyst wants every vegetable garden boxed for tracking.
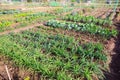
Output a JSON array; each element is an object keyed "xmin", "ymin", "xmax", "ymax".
[{"xmin": 0, "ymin": 1, "xmax": 120, "ymax": 80}]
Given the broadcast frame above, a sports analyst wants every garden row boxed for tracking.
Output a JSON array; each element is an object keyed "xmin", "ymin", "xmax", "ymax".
[
  {"xmin": 0, "ymin": 12, "xmax": 55, "ymax": 32},
  {"xmin": 63, "ymin": 14, "xmax": 112, "ymax": 26},
  {"xmin": 45, "ymin": 20, "xmax": 117, "ymax": 38},
  {"xmin": 15, "ymin": 12, "xmax": 54, "ymax": 23},
  {"xmin": 0, "ymin": 9, "xmax": 21, "ymax": 14},
  {"xmin": 0, "ymin": 29, "xmax": 107, "ymax": 80}
]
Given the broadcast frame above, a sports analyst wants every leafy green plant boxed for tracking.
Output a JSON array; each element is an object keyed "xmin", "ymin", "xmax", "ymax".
[
  {"xmin": 45, "ymin": 20, "xmax": 117, "ymax": 38},
  {"xmin": 63, "ymin": 14, "xmax": 113, "ymax": 26}
]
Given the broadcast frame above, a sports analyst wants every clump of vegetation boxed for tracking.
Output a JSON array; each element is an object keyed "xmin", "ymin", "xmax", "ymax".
[{"xmin": 0, "ymin": 20, "xmax": 13, "ymax": 32}]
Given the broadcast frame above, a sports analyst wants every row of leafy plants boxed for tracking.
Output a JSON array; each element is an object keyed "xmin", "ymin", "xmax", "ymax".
[
  {"xmin": 15, "ymin": 12, "xmax": 55, "ymax": 23},
  {"xmin": 0, "ymin": 9, "xmax": 21, "ymax": 14},
  {"xmin": 63, "ymin": 14, "xmax": 113, "ymax": 26},
  {"xmin": 45, "ymin": 20, "xmax": 117, "ymax": 38},
  {"xmin": 14, "ymin": 12, "xmax": 53, "ymax": 18},
  {"xmin": 14, "ymin": 12, "xmax": 33, "ymax": 18},
  {"xmin": 0, "ymin": 29, "xmax": 107, "ymax": 80}
]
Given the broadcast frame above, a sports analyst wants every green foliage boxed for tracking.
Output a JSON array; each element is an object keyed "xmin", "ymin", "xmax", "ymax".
[
  {"xmin": 0, "ymin": 21, "xmax": 12, "ymax": 27},
  {"xmin": 45, "ymin": 20, "xmax": 117, "ymax": 38},
  {"xmin": 63, "ymin": 14, "xmax": 113, "ymax": 26},
  {"xmin": 0, "ymin": 20, "xmax": 13, "ymax": 32},
  {"xmin": 71, "ymin": 0, "xmax": 76, "ymax": 2},
  {"xmin": 14, "ymin": 12, "xmax": 32, "ymax": 18},
  {"xmin": 76, "ymin": 43, "xmax": 106, "ymax": 61},
  {"xmin": 0, "ymin": 29, "xmax": 107, "ymax": 80},
  {"xmin": 15, "ymin": 12, "xmax": 54, "ymax": 23}
]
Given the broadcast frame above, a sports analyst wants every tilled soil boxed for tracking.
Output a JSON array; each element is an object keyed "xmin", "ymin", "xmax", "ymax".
[{"xmin": 104, "ymin": 20, "xmax": 120, "ymax": 80}]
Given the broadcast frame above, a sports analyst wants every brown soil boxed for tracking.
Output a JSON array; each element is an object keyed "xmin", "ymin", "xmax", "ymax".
[
  {"xmin": 22, "ymin": 7, "xmax": 62, "ymax": 13},
  {"xmin": 114, "ymin": 12, "xmax": 120, "ymax": 22},
  {"xmin": 84, "ymin": 8, "xmax": 97, "ymax": 16},
  {"xmin": 104, "ymin": 21, "xmax": 120, "ymax": 80},
  {"xmin": 62, "ymin": 8, "xmax": 82, "ymax": 16},
  {"xmin": 94, "ymin": 8, "xmax": 110, "ymax": 18},
  {"xmin": 99, "ymin": 9, "xmax": 112, "ymax": 19},
  {"xmin": 0, "ymin": 5, "xmax": 61, "ymax": 13},
  {"xmin": 84, "ymin": 8, "xmax": 110, "ymax": 18}
]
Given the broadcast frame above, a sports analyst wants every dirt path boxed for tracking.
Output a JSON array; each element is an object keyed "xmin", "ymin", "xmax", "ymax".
[
  {"xmin": 98, "ymin": 9, "xmax": 111, "ymax": 19},
  {"xmin": 104, "ymin": 20, "xmax": 120, "ymax": 80},
  {"xmin": 0, "ymin": 23, "xmax": 43, "ymax": 36}
]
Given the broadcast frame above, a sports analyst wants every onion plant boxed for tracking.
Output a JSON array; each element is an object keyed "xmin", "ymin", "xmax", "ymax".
[{"xmin": 0, "ymin": 29, "xmax": 107, "ymax": 80}]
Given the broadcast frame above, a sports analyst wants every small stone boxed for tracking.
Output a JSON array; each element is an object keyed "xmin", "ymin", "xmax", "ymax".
[{"xmin": 110, "ymin": 52, "xmax": 116, "ymax": 56}]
